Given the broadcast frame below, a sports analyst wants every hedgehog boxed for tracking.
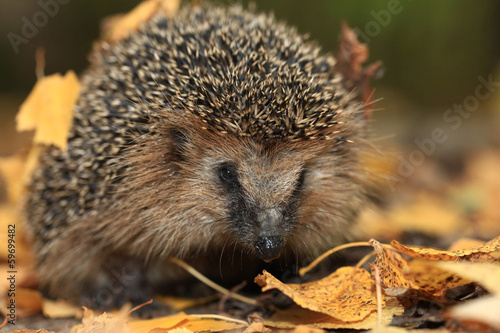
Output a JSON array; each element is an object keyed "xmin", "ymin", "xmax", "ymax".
[{"xmin": 24, "ymin": 4, "xmax": 375, "ymax": 311}]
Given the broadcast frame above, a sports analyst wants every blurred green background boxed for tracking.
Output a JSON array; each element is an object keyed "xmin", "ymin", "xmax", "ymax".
[{"xmin": 1, "ymin": 0, "xmax": 500, "ymax": 157}]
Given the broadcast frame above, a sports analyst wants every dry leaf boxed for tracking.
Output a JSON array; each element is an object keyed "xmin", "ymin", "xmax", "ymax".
[
  {"xmin": 264, "ymin": 297, "xmax": 403, "ymax": 330},
  {"xmin": 42, "ymin": 299, "xmax": 83, "ymax": 319},
  {"xmin": 370, "ymin": 239, "xmax": 418, "ymax": 289},
  {"xmin": 335, "ymin": 22, "xmax": 382, "ymax": 119},
  {"xmin": 435, "ymin": 262, "xmax": 500, "ymax": 295},
  {"xmin": 127, "ymin": 313, "xmax": 246, "ymax": 333},
  {"xmin": 289, "ymin": 325, "xmax": 327, "ymax": 333},
  {"xmin": 169, "ymin": 315, "xmax": 246, "ymax": 332},
  {"xmin": 243, "ymin": 321, "xmax": 271, "ymax": 333},
  {"xmin": 127, "ymin": 312, "xmax": 189, "ymax": 333},
  {"xmin": 449, "ymin": 295, "xmax": 500, "ymax": 329},
  {"xmin": 11, "ymin": 288, "xmax": 43, "ymax": 318},
  {"xmin": 0, "ymin": 154, "xmax": 26, "ymax": 204},
  {"xmin": 256, "ymin": 268, "xmax": 381, "ymax": 322},
  {"xmin": 390, "ymin": 235, "xmax": 500, "ymax": 262},
  {"xmin": 17, "ymin": 71, "xmax": 80, "ymax": 151},
  {"xmin": 408, "ymin": 260, "xmax": 474, "ymax": 297},
  {"xmin": 105, "ymin": 0, "xmax": 180, "ymax": 42},
  {"xmin": 71, "ymin": 307, "xmax": 130, "ymax": 333}
]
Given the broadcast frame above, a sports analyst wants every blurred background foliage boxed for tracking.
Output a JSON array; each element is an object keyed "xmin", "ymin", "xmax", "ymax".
[{"xmin": 1, "ymin": 0, "xmax": 500, "ymax": 157}]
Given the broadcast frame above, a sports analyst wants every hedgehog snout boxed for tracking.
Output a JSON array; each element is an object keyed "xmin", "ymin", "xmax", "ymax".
[
  {"xmin": 255, "ymin": 235, "xmax": 283, "ymax": 262},
  {"xmin": 254, "ymin": 207, "xmax": 286, "ymax": 262}
]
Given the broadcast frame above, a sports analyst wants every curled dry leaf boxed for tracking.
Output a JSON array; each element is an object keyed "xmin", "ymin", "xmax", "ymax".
[
  {"xmin": 255, "ymin": 268, "xmax": 381, "ymax": 322},
  {"xmin": 390, "ymin": 235, "xmax": 500, "ymax": 262},
  {"xmin": 335, "ymin": 22, "xmax": 382, "ymax": 119},
  {"xmin": 370, "ymin": 239, "xmax": 418, "ymax": 289},
  {"xmin": 17, "ymin": 71, "xmax": 80, "ymax": 152},
  {"xmin": 370, "ymin": 240, "xmax": 474, "ymax": 298}
]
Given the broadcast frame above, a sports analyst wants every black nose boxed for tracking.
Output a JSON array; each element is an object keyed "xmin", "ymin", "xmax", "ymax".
[{"xmin": 255, "ymin": 236, "xmax": 283, "ymax": 262}]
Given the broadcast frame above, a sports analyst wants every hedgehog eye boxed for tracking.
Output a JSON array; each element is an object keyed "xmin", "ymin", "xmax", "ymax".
[{"xmin": 218, "ymin": 163, "xmax": 239, "ymax": 185}]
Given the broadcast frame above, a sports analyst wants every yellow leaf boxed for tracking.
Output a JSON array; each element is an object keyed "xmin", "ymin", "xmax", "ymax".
[
  {"xmin": 256, "ymin": 268, "xmax": 381, "ymax": 322},
  {"xmin": 42, "ymin": 299, "xmax": 83, "ymax": 319},
  {"xmin": 408, "ymin": 260, "xmax": 473, "ymax": 297},
  {"xmin": 370, "ymin": 239, "xmax": 418, "ymax": 289},
  {"xmin": 0, "ymin": 146, "xmax": 41, "ymax": 204},
  {"xmin": 264, "ymin": 297, "xmax": 403, "ymax": 330},
  {"xmin": 390, "ymin": 235, "xmax": 500, "ymax": 262},
  {"xmin": 71, "ymin": 307, "xmax": 130, "ymax": 333},
  {"xmin": 13, "ymin": 288, "xmax": 44, "ymax": 318},
  {"xmin": 106, "ymin": 0, "xmax": 180, "ymax": 42},
  {"xmin": 127, "ymin": 313, "xmax": 247, "ymax": 333},
  {"xmin": 17, "ymin": 71, "xmax": 80, "ymax": 151},
  {"xmin": 168, "ymin": 315, "xmax": 246, "ymax": 332},
  {"xmin": 0, "ymin": 154, "xmax": 26, "ymax": 203},
  {"xmin": 435, "ymin": 262, "xmax": 500, "ymax": 295},
  {"xmin": 127, "ymin": 312, "xmax": 189, "ymax": 333}
]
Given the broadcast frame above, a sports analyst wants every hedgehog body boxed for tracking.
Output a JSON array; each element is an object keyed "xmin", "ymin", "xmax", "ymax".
[{"xmin": 25, "ymin": 5, "xmax": 369, "ymax": 310}]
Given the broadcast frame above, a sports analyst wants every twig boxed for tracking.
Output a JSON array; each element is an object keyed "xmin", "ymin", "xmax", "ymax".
[
  {"xmin": 169, "ymin": 257, "xmax": 259, "ymax": 306},
  {"xmin": 299, "ymin": 241, "xmax": 372, "ymax": 276}
]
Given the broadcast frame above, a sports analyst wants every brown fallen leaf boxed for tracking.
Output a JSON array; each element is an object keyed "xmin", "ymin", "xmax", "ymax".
[
  {"xmin": 0, "ymin": 153, "xmax": 27, "ymax": 204},
  {"xmin": 105, "ymin": 0, "xmax": 180, "ymax": 42},
  {"xmin": 42, "ymin": 299, "xmax": 83, "ymax": 319},
  {"xmin": 288, "ymin": 325, "xmax": 327, "ymax": 333},
  {"xmin": 370, "ymin": 239, "xmax": 418, "ymax": 289},
  {"xmin": 390, "ymin": 235, "xmax": 500, "ymax": 262},
  {"xmin": 408, "ymin": 260, "xmax": 474, "ymax": 297},
  {"xmin": 256, "ymin": 268, "xmax": 381, "ymax": 322},
  {"xmin": 127, "ymin": 313, "xmax": 247, "ymax": 333},
  {"xmin": 12, "ymin": 288, "xmax": 43, "ymax": 318},
  {"xmin": 335, "ymin": 22, "xmax": 382, "ymax": 119},
  {"xmin": 435, "ymin": 262, "xmax": 500, "ymax": 295},
  {"xmin": 16, "ymin": 71, "xmax": 80, "ymax": 152},
  {"xmin": 127, "ymin": 312, "xmax": 189, "ymax": 333},
  {"xmin": 243, "ymin": 320, "xmax": 271, "ymax": 333},
  {"xmin": 264, "ymin": 297, "xmax": 403, "ymax": 330},
  {"xmin": 71, "ymin": 307, "xmax": 130, "ymax": 333}
]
